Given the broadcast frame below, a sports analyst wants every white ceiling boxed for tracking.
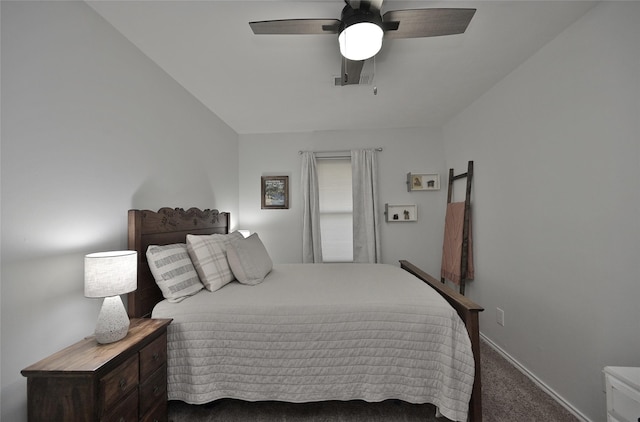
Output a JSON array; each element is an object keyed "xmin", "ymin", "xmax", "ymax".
[{"xmin": 87, "ymin": 1, "xmax": 596, "ymax": 135}]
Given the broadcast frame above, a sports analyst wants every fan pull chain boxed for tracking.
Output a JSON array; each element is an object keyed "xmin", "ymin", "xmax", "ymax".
[{"xmin": 373, "ymin": 55, "xmax": 378, "ymax": 95}]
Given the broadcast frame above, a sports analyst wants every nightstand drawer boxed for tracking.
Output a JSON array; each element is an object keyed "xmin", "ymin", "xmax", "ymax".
[
  {"xmin": 101, "ymin": 389, "xmax": 138, "ymax": 422},
  {"xmin": 139, "ymin": 365, "xmax": 167, "ymax": 418},
  {"xmin": 140, "ymin": 332, "xmax": 167, "ymax": 380},
  {"xmin": 141, "ymin": 399, "xmax": 167, "ymax": 422},
  {"xmin": 100, "ymin": 354, "xmax": 139, "ymax": 413}
]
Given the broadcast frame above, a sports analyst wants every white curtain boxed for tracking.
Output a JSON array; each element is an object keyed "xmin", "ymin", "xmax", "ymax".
[
  {"xmin": 351, "ymin": 149, "xmax": 381, "ymax": 263},
  {"xmin": 301, "ymin": 152, "xmax": 323, "ymax": 263}
]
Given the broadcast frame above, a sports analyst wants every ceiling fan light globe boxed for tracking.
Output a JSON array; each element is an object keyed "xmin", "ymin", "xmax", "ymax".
[{"xmin": 338, "ymin": 22, "xmax": 383, "ymax": 61}]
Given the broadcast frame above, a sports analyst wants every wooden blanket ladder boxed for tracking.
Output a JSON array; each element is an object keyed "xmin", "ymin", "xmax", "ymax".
[{"xmin": 442, "ymin": 160, "xmax": 474, "ymax": 295}]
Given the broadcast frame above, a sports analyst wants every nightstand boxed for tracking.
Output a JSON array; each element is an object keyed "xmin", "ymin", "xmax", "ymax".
[
  {"xmin": 604, "ymin": 366, "xmax": 640, "ymax": 422},
  {"xmin": 22, "ymin": 318, "xmax": 172, "ymax": 422}
]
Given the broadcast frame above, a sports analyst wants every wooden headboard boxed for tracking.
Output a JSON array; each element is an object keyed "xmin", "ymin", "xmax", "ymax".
[{"xmin": 127, "ymin": 207, "xmax": 230, "ymax": 318}]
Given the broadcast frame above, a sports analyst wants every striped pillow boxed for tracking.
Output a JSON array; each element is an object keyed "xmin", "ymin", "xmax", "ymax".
[
  {"xmin": 186, "ymin": 232, "xmax": 244, "ymax": 292},
  {"xmin": 146, "ymin": 243, "xmax": 203, "ymax": 302}
]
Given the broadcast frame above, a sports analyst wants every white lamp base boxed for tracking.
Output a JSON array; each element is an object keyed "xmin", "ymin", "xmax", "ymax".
[{"xmin": 95, "ymin": 296, "xmax": 130, "ymax": 344}]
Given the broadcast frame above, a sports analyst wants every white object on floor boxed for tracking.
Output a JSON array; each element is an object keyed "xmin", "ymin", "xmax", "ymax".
[{"xmin": 603, "ymin": 366, "xmax": 640, "ymax": 422}]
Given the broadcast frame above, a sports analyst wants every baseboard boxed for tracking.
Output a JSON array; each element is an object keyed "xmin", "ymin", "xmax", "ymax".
[{"xmin": 480, "ymin": 333, "xmax": 592, "ymax": 422}]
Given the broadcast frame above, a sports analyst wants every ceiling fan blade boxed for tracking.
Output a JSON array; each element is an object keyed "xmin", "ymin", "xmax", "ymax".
[
  {"xmin": 250, "ymin": 19, "xmax": 341, "ymax": 35},
  {"xmin": 335, "ymin": 58, "xmax": 365, "ymax": 86},
  {"xmin": 383, "ymin": 8, "xmax": 476, "ymax": 39}
]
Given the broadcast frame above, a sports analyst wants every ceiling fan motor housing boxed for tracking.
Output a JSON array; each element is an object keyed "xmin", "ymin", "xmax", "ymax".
[{"xmin": 339, "ymin": 4, "xmax": 383, "ymax": 34}]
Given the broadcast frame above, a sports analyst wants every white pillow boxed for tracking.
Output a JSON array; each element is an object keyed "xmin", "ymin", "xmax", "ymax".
[
  {"xmin": 186, "ymin": 231, "xmax": 243, "ymax": 291},
  {"xmin": 146, "ymin": 243, "xmax": 203, "ymax": 302},
  {"xmin": 227, "ymin": 233, "xmax": 273, "ymax": 285}
]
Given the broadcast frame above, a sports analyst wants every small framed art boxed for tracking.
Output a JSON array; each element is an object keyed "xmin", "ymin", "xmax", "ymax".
[
  {"xmin": 407, "ymin": 173, "xmax": 440, "ymax": 191},
  {"xmin": 261, "ymin": 176, "xmax": 289, "ymax": 209}
]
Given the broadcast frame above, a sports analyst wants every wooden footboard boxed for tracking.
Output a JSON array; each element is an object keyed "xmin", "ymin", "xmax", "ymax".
[{"xmin": 399, "ymin": 260, "xmax": 484, "ymax": 422}]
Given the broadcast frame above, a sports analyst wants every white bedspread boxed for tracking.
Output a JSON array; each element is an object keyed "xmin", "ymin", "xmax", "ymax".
[{"xmin": 152, "ymin": 263, "xmax": 475, "ymax": 421}]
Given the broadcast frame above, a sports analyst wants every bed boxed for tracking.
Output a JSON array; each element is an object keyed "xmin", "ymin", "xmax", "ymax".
[{"xmin": 127, "ymin": 207, "xmax": 484, "ymax": 421}]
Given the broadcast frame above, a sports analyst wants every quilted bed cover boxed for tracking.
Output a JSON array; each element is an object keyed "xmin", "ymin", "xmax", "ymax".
[{"xmin": 152, "ymin": 263, "xmax": 475, "ymax": 421}]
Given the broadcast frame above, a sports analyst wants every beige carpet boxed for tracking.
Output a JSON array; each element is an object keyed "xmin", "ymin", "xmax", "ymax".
[
  {"xmin": 479, "ymin": 341, "xmax": 578, "ymax": 422},
  {"xmin": 168, "ymin": 340, "xmax": 579, "ymax": 422}
]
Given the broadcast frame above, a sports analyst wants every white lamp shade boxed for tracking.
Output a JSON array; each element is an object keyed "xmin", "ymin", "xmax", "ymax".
[
  {"xmin": 338, "ymin": 22, "xmax": 383, "ymax": 61},
  {"xmin": 84, "ymin": 251, "xmax": 137, "ymax": 298}
]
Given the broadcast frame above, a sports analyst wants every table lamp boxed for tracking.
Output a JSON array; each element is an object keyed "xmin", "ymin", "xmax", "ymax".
[{"xmin": 84, "ymin": 250, "xmax": 137, "ymax": 344}]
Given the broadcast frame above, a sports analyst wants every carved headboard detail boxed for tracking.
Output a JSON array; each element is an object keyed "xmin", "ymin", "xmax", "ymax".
[{"xmin": 127, "ymin": 207, "xmax": 230, "ymax": 318}]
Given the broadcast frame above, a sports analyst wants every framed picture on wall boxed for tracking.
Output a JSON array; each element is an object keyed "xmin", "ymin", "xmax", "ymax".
[
  {"xmin": 407, "ymin": 173, "xmax": 440, "ymax": 191},
  {"xmin": 261, "ymin": 176, "xmax": 289, "ymax": 209}
]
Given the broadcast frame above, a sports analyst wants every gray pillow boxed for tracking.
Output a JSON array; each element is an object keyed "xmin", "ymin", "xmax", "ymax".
[{"xmin": 227, "ymin": 233, "xmax": 273, "ymax": 285}]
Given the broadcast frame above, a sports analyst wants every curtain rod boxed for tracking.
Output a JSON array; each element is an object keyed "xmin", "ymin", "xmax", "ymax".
[{"xmin": 298, "ymin": 147, "xmax": 383, "ymax": 155}]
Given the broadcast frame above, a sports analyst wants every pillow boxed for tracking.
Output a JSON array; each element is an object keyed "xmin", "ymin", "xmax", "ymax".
[
  {"xmin": 227, "ymin": 233, "xmax": 273, "ymax": 285},
  {"xmin": 186, "ymin": 231, "xmax": 243, "ymax": 291},
  {"xmin": 146, "ymin": 243, "xmax": 203, "ymax": 302}
]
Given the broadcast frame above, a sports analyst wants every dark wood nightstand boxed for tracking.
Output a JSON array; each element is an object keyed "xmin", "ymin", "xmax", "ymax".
[{"xmin": 21, "ymin": 318, "xmax": 172, "ymax": 422}]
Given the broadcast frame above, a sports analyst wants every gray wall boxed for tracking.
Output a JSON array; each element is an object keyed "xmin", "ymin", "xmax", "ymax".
[
  {"xmin": 443, "ymin": 2, "xmax": 640, "ymax": 420},
  {"xmin": 2, "ymin": 2, "xmax": 639, "ymax": 422},
  {"xmin": 238, "ymin": 128, "xmax": 447, "ymax": 273},
  {"xmin": 1, "ymin": 2, "xmax": 239, "ymax": 420}
]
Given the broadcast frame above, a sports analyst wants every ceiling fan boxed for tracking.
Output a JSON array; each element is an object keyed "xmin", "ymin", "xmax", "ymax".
[{"xmin": 249, "ymin": 0, "xmax": 476, "ymax": 86}]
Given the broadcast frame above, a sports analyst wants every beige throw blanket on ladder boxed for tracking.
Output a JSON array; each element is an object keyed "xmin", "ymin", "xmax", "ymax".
[{"xmin": 441, "ymin": 202, "xmax": 474, "ymax": 285}]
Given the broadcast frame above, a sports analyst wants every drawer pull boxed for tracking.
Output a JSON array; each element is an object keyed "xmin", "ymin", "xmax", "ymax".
[
  {"xmin": 152, "ymin": 352, "xmax": 160, "ymax": 361},
  {"xmin": 119, "ymin": 378, "xmax": 127, "ymax": 389},
  {"xmin": 153, "ymin": 385, "xmax": 160, "ymax": 395}
]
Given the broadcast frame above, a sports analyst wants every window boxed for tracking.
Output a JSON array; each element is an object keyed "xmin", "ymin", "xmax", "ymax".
[{"xmin": 317, "ymin": 158, "xmax": 353, "ymax": 262}]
